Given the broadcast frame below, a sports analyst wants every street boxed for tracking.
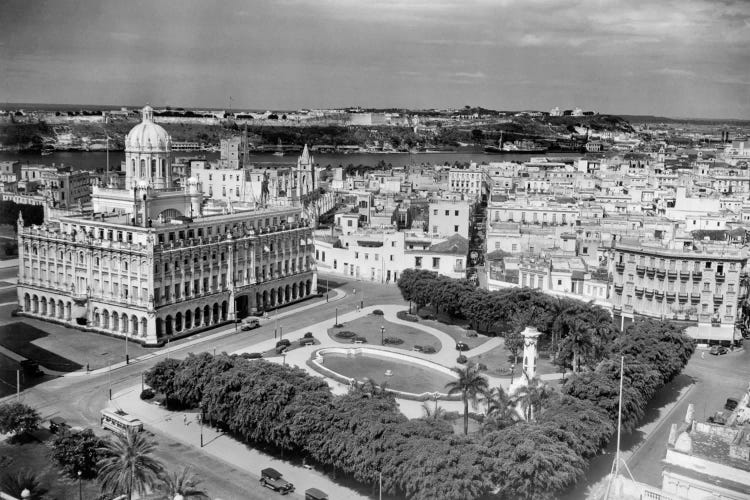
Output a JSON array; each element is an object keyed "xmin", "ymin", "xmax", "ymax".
[{"xmin": 4, "ymin": 273, "xmax": 406, "ymax": 500}]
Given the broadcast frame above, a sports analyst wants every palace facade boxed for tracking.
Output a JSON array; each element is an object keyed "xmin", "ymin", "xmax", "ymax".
[{"xmin": 16, "ymin": 106, "xmax": 317, "ymax": 346}]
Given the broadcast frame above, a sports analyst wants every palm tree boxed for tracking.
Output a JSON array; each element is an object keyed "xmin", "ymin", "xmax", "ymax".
[
  {"xmin": 511, "ymin": 377, "xmax": 553, "ymax": 422},
  {"xmin": 559, "ymin": 317, "xmax": 595, "ymax": 373},
  {"xmin": 157, "ymin": 466, "xmax": 208, "ymax": 499},
  {"xmin": 97, "ymin": 429, "xmax": 164, "ymax": 500},
  {"xmin": 421, "ymin": 401, "xmax": 447, "ymax": 421},
  {"xmin": 0, "ymin": 471, "xmax": 46, "ymax": 500},
  {"xmin": 480, "ymin": 386, "xmax": 516, "ymax": 431},
  {"xmin": 445, "ymin": 362, "xmax": 489, "ymax": 435}
]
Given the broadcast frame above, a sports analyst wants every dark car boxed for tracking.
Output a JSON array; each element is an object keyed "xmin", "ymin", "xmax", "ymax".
[
  {"xmin": 725, "ymin": 398, "xmax": 740, "ymax": 412},
  {"xmin": 20, "ymin": 360, "xmax": 43, "ymax": 378},
  {"xmin": 710, "ymin": 345, "xmax": 728, "ymax": 356},
  {"xmin": 260, "ymin": 468, "xmax": 294, "ymax": 495},
  {"xmin": 455, "ymin": 342, "xmax": 469, "ymax": 351},
  {"xmin": 305, "ymin": 488, "xmax": 329, "ymax": 500}
]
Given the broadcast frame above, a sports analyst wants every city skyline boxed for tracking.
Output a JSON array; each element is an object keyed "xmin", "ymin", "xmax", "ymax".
[{"xmin": 1, "ymin": 0, "xmax": 749, "ymax": 119}]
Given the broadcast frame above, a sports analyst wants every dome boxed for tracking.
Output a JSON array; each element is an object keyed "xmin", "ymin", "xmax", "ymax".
[{"xmin": 125, "ymin": 105, "xmax": 171, "ymax": 152}]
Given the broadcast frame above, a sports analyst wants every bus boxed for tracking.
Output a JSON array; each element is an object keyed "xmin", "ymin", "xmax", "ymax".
[{"xmin": 100, "ymin": 408, "xmax": 143, "ymax": 436}]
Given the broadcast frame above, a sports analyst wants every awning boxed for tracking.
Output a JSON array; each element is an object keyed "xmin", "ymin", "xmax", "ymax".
[{"xmin": 685, "ymin": 324, "xmax": 736, "ymax": 343}]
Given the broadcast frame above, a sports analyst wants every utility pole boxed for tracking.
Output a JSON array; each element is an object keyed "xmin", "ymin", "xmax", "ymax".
[
  {"xmin": 16, "ymin": 370, "xmax": 20, "ymax": 401},
  {"xmin": 124, "ymin": 331, "xmax": 129, "ymax": 365},
  {"xmin": 108, "ymin": 361, "xmax": 112, "ymax": 400}
]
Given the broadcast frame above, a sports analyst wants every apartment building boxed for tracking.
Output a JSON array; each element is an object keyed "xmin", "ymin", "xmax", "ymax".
[
  {"xmin": 610, "ymin": 239, "xmax": 746, "ymax": 334},
  {"xmin": 428, "ymin": 200, "xmax": 471, "ymax": 239}
]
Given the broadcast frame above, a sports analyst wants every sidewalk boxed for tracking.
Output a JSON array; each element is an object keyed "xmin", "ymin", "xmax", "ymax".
[{"xmin": 114, "ymin": 384, "xmax": 369, "ymax": 500}]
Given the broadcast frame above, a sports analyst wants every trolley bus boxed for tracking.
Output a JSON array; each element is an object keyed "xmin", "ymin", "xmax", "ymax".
[{"xmin": 100, "ymin": 408, "xmax": 143, "ymax": 436}]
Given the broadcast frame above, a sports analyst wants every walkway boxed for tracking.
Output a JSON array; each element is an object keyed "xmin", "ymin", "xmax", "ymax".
[{"xmin": 113, "ymin": 384, "xmax": 369, "ymax": 500}]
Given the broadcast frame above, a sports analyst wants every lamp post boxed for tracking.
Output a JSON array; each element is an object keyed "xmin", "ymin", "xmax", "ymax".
[
  {"xmin": 77, "ymin": 470, "xmax": 82, "ymax": 500},
  {"xmin": 326, "ymin": 278, "xmax": 329, "ymax": 302},
  {"xmin": 108, "ymin": 361, "xmax": 112, "ymax": 400},
  {"xmin": 510, "ymin": 363, "xmax": 515, "ymax": 385},
  {"xmin": 124, "ymin": 330, "xmax": 129, "ymax": 365},
  {"xmin": 380, "ymin": 326, "xmax": 385, "ymax": 346},
  {"xmin": 335, "ymin": 307, "xmax": 338, "ymax": 326},
  {"xmin": 282, "ymin": 353, "xmax": 287, "ymax": 366},
  {"xmin": 199, "ymin": 403, "xmax": 204, "ymax": 448}
]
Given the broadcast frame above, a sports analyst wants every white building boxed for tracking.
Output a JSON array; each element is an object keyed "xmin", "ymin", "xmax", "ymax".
[
  {"xmin": 16, "ymin": 106, "xmax": 317, "ymax": 347},
  {"xmin": 428, "ymin": 200, "xmax": 471, "ymax": 239}
]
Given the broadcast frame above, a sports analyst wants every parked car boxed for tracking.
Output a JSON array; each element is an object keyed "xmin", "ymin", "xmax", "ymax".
[
  {"xmin": 725, "ymin": 398, "xmax": 740, "ymax": 412},
  {"xmin": 299, "ymin": 337, "xmax": 315, "ymax": 346},
  {"xmin": 241, "ymin": 318, "xmax": 260, "ymax": 331},
  {"xmin": 20, "ymin": 360, "xmax": 43, "ymax": 378},
  {"xmin": 455, "ymin": 342, "xmax": 469, "ymax": 351},
  {"xmin": 305, "ymin": 488, "xmax": 329, "ymax": 500},
  {"xmin": 710, "ymin": 345, "xmax": 728, "ymax": 355},
  {"xmin": 260, "ymin": 468, "xmax": 295, "ymax": 495},
  {"xmin": 412, "ymin": 345, "xmax": 424, "ymax": 352}
]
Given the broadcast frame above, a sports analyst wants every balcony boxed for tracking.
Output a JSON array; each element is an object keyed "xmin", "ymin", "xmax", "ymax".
[
  {"xmin": 692, "ymin": 271, "xmax": 702, "ymax": 280},
  {"xmin": 636, "ymin": 265, "xmax": 646, "ymax": 276},
  {"xmin": 615, "ymin": 262, "xmax": 625, "ymax": 273},
  {"xmin": 646, "ymin": 267, "xmax": 656, "ymax": 278},
  {"xmin": 713, "ymin": 294, "xmax": 724, "ymax": 303},
  {"xmin": 690, "ymin": 293, "xmax": 701, "ymax": 304},
  {"xmin": 667, "ymin": 270, "xmax": 678, "ymax": 280},
  {"xmin": 656, "ymin": 268, "xmax": 666, "ymax": 279},
  {"xmin": 698, "ymin": 313, "xmax": 712, "ymax": 323},
  {"xmin": 715, "ymin": 273, "xmax": 726, "ymax": 283},
  {"xmin": 634, "ymin": 286, "xmax": 644, "ymax": 296},
  {"xmin": 644, "ymin": 289, "xmax": 654, "ymax": 298},
  {"xmin": 678, "ymin": 292, "xmax": 688, "ymax": 302},
  {"xmin": 654, "ymin": 290, "xmax": 665, "ymax": 299},
  {"xmin": 614, "ymin": 284, "xmax": 623, "ymax": 294},
  {"xmin": 666, "ymin": 291, "xmax": 676, "ymax": 302},
  {"xmin": 679, "ymin": 271, "xmax": 691, "ymax": 281}
]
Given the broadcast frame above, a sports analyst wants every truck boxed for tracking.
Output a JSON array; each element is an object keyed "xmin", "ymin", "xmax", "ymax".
[{"xmin": 260, "ymin": 468, "xmax": 295, "ymax": 495}]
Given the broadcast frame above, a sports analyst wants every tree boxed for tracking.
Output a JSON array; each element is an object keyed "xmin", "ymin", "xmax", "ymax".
[
  {"xmin": 0, "ymin": 402, "xmax": 40, "ymax": 439},
  {"xmin": 480, "ymin": 386, "xmax": 516, "ymax": 431},
  {"xmin": 97, "ymin": 429, "xmax": 164, "ymax": 500},
  {"xmin": 511, "ymin": 377, "xmax": 553, "ymax": 422},
  {"xmin": 157, "ymin": 466, "xmax": 207, "ymax": 499},
  {"xmin": 0, "ymin": 471, "xmax": 47, "ymax": 500},
  {"xmin": 144, "ymin": 358, "xmax": 180, "ymax": 402},
  {"xmin": 483, "ymin": 424, "xmax": 587, "ymax": 500},
  {"xmin": 558, "ymin": 317, "xmax": 594, "ymax": 373},
  {"xmin": 50, "ymin": 428, "xmax": 104, "ymax": 479},
  {"xmin": 445, "ymin": 363, "xmax": 489, "ymax": 435}
]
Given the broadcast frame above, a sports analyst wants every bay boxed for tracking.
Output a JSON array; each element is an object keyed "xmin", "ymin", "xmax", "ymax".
[{"xmin": 0, "ymin": 150, "xmax": 581, "ymax": 172}]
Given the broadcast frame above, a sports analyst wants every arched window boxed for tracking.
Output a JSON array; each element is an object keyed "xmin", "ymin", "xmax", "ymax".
[
  {"xmin": 151, "ymin": 158, "xmax": 157, "ymax": 177},
  {"xmin": 131, "ymin": 159, "xmax": 136, "ymax": 177},
  {"xmin": 32, "ymin": 245, "xmax": 38, "ymax": 256},
  {"xmin": 161, "ymin": 159, "xmax": 166, "ymax": 177},
  {"xmin": 140, "ymin": 159, "xmax": 145, "ymax": 177}
]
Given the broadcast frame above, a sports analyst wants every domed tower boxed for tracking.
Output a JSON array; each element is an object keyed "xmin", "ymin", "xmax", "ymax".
[{"xmin": 124, "ymin": 106, "xmax": 172, "ymax": 189}]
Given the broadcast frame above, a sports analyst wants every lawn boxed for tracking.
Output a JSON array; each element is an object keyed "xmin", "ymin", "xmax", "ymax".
[
  {"xmin": 320, "ymin": 352, "xmax": 457, "ymax": 395},
  {"xmin": 416, "ymin": 316, "xmax": 489, "ymax": 350},
  {"xmin": 327, "ymin": 314, "xmax": 441, "ymax": 353},
  {"xmin": 470, "ymin": 343, "xmax": 559, "ymax": 378},
  {"xmin": 0, "ymin": 320, "xmax": 153, "ymax": 372},
  {"xmin": 0, "ymin": 439, "xmax": 102, "ymax": 500}
]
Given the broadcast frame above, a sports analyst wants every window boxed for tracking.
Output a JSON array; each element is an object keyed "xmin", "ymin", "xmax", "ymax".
[
  {"xmin": 333, "ymin": 259, "xmax": 337, "ymax": 269},
  {"xmin": 730, "ymin": 262, "xmax": 736, "ymax": 271},
  {"xmin": 445, "ymin": 210, "xmax": 449, "ymax": 216},
  {"xmin": 355, "ymin": 252, "xmax": 359, "ymax": 258},
  {"xmin": 705, "ymin": 261, "xmax": 712, "ymax": 269},
  {"xmin": 374, "ymin": 254, "xmax": 379, "ymax": 261},
  {"xmin": 557, "ymin": 280, "xmax": 562, "ymax": 285},
  {"xmin": 415, "ymin": 257, "xmax": 422, "ymax": 268},
  {"xmin": 454, "ymin": 210, "xmax": 459, "ymax": 216},
  {"xmin": 390, "ymin": 255, "xmax": 394, "ymax": 261},
  {"xmin": 365, "ymin": 253, "xmax": 369, "ymax": 260},
  {"xmin": 432, "ymin": 257, "xmax": 440, "ymax": 268},
  {"xmin": 727, "ymin": 305, "xmax": 733, "ymax": 315},
  {"xmin": 512, "ymin": 244, "xmax": 518, "ymax": 251},
  {"xmin": 454, "ymin": 225, "xmax": 459, "ymax": 232},
  {"xmin": 347, "ymin": 220, "xmax": 353, "ymax": 227},
  {"xmin": 704, "ymin": 282, "xmax": 710, "ymax": 291},
  {"xmin": 433, "ymin": 209, "xmax": 438, "ymax": 215},
  {"xmin": 432, "ymin": 225, "xmax": 438, "ymax": 233}
]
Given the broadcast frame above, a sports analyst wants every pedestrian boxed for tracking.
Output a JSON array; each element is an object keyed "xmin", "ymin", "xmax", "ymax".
[
  {"xmin": 183, "ymin": 414, "xmax": 188, "ymax": 425},
  {"xmin": 701, "ymin": 351, "xmax": 705, "ymax": 359}
]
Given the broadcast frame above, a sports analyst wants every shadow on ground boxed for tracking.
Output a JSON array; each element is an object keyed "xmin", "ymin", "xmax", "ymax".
[{"xmin": 0, "ymin": 322, "xmax": 82, "ymax": 372}]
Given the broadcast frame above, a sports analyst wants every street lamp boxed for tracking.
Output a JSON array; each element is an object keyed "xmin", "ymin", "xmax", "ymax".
[
  {"xmin": 199, "ymin": 403, "xmax": 204, "ymax": 448},
  {"xmin": 77, "ymin": 470, "xmax": 82, "ymax": 500},
  {"xmin": 335, "ymin": 307, "xmax": 338, "ymax": 326},
  {"xmin": 510, "ymin": 363, "xmax": 516, "ymax": 384},
  {"xmin": 380, "ymin": 326, "xmax": 385, "ymax": 346},
  {"xmin": 282, "ymin": 353, "xmax": 287, "ymax": 366},
  {"xmin": 326, "ymin": 278, "xmax": 329, "ymax": 302},
  {"xmin": 124, "ymin": 330, "xmax": 129, "ymax": 365}
]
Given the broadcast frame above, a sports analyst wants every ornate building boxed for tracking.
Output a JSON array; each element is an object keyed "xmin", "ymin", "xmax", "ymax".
[{"xmin": 16, "ymin": 106, "xmax": 317, "ymax": 346}]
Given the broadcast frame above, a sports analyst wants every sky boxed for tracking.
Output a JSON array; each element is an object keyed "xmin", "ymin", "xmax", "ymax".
[{"xmin": 1, "ymin": 0, "xmax": 749, "ymax": 118}]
